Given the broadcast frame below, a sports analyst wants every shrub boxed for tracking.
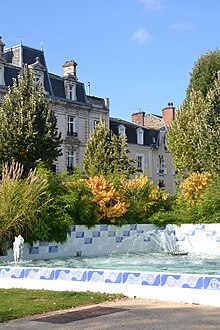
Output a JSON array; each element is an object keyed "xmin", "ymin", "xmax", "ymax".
[
  {"xmin": 0, "ymin": 162, "xmax": 47, "ymax": 253},
  {"xmin": 85, "ymin": 176, "xmax": 129, "ymax": 223}
]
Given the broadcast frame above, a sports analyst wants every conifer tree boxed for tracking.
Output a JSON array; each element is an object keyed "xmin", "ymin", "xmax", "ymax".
[
  {"xmin": 83, "ymin": 119, "xmax": 136, "ymax": 178},
  {"xmin": 0, "ymin": 66, "xmax": 62, "ymax": 174}
]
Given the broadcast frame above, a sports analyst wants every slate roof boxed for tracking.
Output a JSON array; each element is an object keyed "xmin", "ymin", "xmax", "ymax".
[
  {"xmin": 4, "ymin": 65, "xmax": 19, "ymax": 86},
  {"xmin": 3, "ymin": 44, "xmax": 88, "ymax": 104},
  {"xmin": 110, "ymin": 117, "xmax": 159, "ymax": 147}
]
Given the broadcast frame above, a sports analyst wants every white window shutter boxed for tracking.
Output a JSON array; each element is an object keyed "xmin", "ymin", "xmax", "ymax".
[
  {"xmin": 163, "ymin": 157, "xmax": 167, "ymax": 174},
  {"xmin": 156, "ymin": 157, "xmax": 160, "ymax": 174}
]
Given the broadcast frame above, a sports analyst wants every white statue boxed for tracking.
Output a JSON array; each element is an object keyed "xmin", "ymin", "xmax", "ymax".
[{"xmin": 13, "ymin": 235, "xmax": 24, "ymax": 262}]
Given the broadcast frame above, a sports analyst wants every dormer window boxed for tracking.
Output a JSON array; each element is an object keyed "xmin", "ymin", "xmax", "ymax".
[
  {"xmin": 29, "ymin": 57, "xmax": 45, "ymax": 90},
  {"xmin": 67, "ymin": 84, "xmax": 76, "ymax": 100},
  {"xmin": 34, "ymin": 74, "xmax": 43, "ymax": 85},
  {"xmin": 137, "ymin": 128, "xmax": 144, "ymax": 145},
  {"xmin": 0, "ymin": 66, "xmax": 4, "ymax": 85},
  {"xmin": 118, "ymin": 124, "xmax": 126, "ymax": 136}
]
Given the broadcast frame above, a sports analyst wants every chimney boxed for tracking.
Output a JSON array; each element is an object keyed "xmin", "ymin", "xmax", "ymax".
[
  {"xmin": 132, "ymin": 111, "xmax": 145, "ymax": 126},
  {"xmin": 62, "ymin": 60, "xmax": 78, "ymax": 78},
  {"xmin": 0, "ymin": 36, "xmax": 5, "ymax": 59},
  {"xmin": 162, "ymin": 102, "xmax": 175, "ymax": 126},
  {"xmin": 104, "ymin": 97, "xmax": 110, "ymax": 109}
]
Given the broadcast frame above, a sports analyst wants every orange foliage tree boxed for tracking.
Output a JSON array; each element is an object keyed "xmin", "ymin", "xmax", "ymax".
[
  {"xmin": 86, "ymin": 176, "xmax": 129, "ymax": 222},
  {"xmin": 179, "ymin": 171, "xmax": 212, "ymax": 203}
]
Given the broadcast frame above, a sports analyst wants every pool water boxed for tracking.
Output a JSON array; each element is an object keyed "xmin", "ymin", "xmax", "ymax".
[{"xmin": 4, "ymin": 252, "xmax": 220, "ymax": 275}]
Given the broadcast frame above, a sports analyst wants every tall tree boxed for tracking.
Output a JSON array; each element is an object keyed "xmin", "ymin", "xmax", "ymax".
[
  {"xmin": 83, "ymin": 119, "xmax": 136, "ymax": 179},
  {"xmin": 166, "ymin": 76, "xmax": 220, "ymax": 175},
  {"xmin": 0, "ymin": 66, "xmax": 62, "ymax": 174},
  {"xmin": 187, "ymin": 48, "xmax": 220, "ymax": 98}
]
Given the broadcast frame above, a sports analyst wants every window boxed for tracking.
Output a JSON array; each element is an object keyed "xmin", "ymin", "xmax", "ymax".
[
  {"xmin": 137, "ymin": 128, "xmax": 144, "ymax": 145},
  {"xmin": 158, "ymin": 180, "xmax": 165, "ymax": 188},
  {"xmin": 67, "ymin": 84, "xmax": 76, "ymax": 100},
  {"xmin": 0, "ymin": 66, "xmax": 5, "ymax": 85},
  {"xmin": 94, "ymin": 120, "xmax": 100, "ymax": 129},
  {"xmin": 137, "ymin": 155, "xmax": 144, "ymax": 172},
  {"xmin": 118, "ymin": 124, "xmax": 126, "ymax": 136},
  {"xmin": 69, "ymin": 85, "xmax": 73, "ymax": 99},
  {"xmin": 156, "ymin": 155, "xmax": 167, "ymax": 175},
  {"xmin": 34, "ymin": 72, "xmax": 44, "ymax": 86},
  {"xmin": 67, "ymin": 150, "xmax": 76, "ymax": 171},
  {"xmin": 67, "ymin": 116, "xmax": 77, "ymax": 136}
]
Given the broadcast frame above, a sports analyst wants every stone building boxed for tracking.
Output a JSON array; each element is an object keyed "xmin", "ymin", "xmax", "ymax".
[
  {"xmin": 0, "ymin": 36, "xmax": 109, "ymax": 173},
  {"xmin": 0, "ymin": 36, "xmax": 176, "ymax": 193},
  {"xmin": 131, "ymin": 104, "xmax": 176, "ymax": 193}
]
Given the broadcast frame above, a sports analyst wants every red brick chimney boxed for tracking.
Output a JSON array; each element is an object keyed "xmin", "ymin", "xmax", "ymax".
[
  {"xmin": 162, "ymin": 103, "xmax": 175, "ymax": 126},
  {"xmin": 131, "ymin": 111, "xmax": 145, "ymax": 126}
]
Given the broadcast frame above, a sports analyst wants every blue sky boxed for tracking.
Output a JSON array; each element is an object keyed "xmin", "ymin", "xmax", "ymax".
[{"xmin": 1, "ymin": 0, "xmax": 220, "ymax": 121}]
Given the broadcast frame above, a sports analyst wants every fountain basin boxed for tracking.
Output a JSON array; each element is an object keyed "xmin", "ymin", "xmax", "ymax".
[{"xmin": 0, "ymin": 224, "xmax": 220, "ymax": 307}]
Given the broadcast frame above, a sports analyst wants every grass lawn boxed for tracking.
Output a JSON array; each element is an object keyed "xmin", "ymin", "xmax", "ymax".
[{"xmin": 0, "ymin": 288, "xmax": 125, "ymax": 323}]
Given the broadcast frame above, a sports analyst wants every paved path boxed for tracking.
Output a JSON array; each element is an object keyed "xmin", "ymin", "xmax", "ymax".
[{"xmin": 1, "ymin": 298, "xmax": 220, "ymax": 330}]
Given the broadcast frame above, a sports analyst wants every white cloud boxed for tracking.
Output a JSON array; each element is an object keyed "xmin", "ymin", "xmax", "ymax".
[
  {"xmin": 139, "ymin": 0, "xmax": 164, "ymax": 10},
  {"xmin": 170, "ymin": 23, "xmax": 193, "ymax": 31},
  {"xmin": 131, "ymin": 28, "xmax": 153, "ymax": 44}
]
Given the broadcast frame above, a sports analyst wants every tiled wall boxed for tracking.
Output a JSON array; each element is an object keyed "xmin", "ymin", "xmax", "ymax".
[
  {"xmin": 0, "ymin": 266, "xmax": 220, "ymax": 307},
  {"xmin": 2, "ymin": 223, "xmax": 220, "ymax": 262}
]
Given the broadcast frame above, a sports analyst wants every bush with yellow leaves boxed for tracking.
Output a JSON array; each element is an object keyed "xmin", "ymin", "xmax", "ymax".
[
  {"xmin": 121, "ymin": 174, "xmax": 169, "ymax": 223},
  {"xmin": 179, "ymin": 172, "xmax": 212, "ymax": 203},
  {"xmin": 86, "ymin": 176, "xmax": 129, "ymax": 222}
]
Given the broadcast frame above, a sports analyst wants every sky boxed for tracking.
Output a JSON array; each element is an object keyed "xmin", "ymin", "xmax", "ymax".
[{"xmin": 1, "ymin": 0, "xmax": 220, "ymax": 121}]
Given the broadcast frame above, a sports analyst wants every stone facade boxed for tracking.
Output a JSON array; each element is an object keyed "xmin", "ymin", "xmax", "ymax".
[
  {"xmin": 131, "ymin": 104, "xmax": 176, "ymax": 193},
  {"xmin": 0, "ymin": 37, "xmax": 109, "ymax": 173},
  {"xmin": 0, "ymin": 36, "xmax": 176, "ymax": 193}
]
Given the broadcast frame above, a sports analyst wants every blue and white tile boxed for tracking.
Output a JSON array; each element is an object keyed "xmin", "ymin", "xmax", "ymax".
[
  {"xmin": 87, "ymin": 270, "xmax": 105, "ymax": 283},
  {"xmin": 70, "ymin": 269, "xmax": 87, "ymax": 281},
  {"xmin": 0, "ymin": 267, "xmax": 12, "ymax": 278},
  {"xmin": 140, "ymin": 272, "xmax": 160, "ymax": 286},
  {"xmin": 29, "ymin": 247, "xmax": 39, "ymax": 255},
  {"xmin": 84, "ymin": 238, "xmax": 92, "ymax": 244},
  {"xmin": 49, "ymin": 246, "xmax": 58, "ymax": 253},
  {"xmin": 54, "ymin": 269, "xmax": 72, "ymax": 281},
  {"xmin": 104, "ymin": 271, "xmax": 122, "ymax": 284},
  {"xmin": 10, "ymin": 267, "xmax": 25, "ymax": 279},
  {"xmin": 122, "ymin": 272, "xmax": 142, "ymax": 285},
  {"xmin": 181, "ymin": 274, "xmax": 203, "ymax": 289},
  {"xmin": 204, "ymin": 276, "xmax": 220, "ymax": 290},
  {"xmin": 161, "ymin": 274, "xmax": 181, "ymax": 287}
]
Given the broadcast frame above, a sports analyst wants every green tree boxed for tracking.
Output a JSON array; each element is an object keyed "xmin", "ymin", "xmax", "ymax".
[
  {"xmin": 0, "ymin": 66, "xmax": 62, "ymax": 175},
  {"xmin": 187, "ymin": 48, "xmax": 220, "ymax": 98},
  {"xmin": 167, "ymin": 59, "xmax": 220, "ymax": 176},
  {"xmin": 83, "ymin": 119, "xmax": 136, "ymax": 179}
]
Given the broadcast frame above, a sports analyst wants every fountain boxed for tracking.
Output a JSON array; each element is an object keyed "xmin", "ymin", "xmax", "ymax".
[
  {"xmin": 13, "ymin": 235, "xmax": 24, "ymax": 262},
  {"xmin": 0, "ymin": 224, "xmax": 220, "ymax": 307}
]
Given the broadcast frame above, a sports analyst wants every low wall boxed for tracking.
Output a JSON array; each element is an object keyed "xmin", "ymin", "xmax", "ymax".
[
  {"xmin": 2, "ymin": 223, "xmax": 220, "ymax": 262},
  {"xmin": 0, "ymin": 266, "xmax": 220, "ymax": 307}
]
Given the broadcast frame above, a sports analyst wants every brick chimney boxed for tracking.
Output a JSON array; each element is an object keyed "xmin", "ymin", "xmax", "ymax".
[
  {"xmin": 62, "ymin": 60, "xmax": 78, "ymax": 78},
  {"xmin": 132, "ymin": 111, "xmax": 145, "ymax": 126},
  {"xmin": 162, "ymin": 102, "xmax": 175, "ymax": 126}
]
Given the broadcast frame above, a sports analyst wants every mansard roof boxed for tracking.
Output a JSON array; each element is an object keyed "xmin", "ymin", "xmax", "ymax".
[
  {"xmin": 3, "ymin": 43, "xmax": 88, "ymax": 104},
  {"xmin": 110, "ymin": 117, "xmax": 159, "ymax": 147}
]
